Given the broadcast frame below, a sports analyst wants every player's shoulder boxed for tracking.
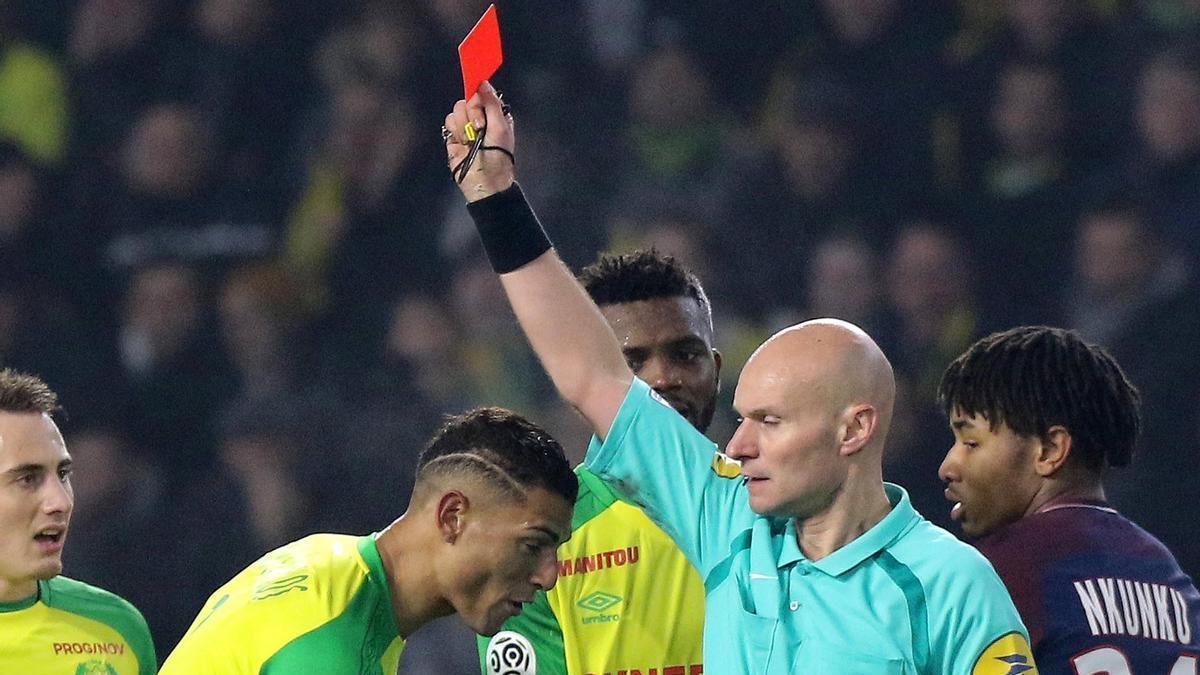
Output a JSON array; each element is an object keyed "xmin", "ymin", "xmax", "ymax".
[
  {"xmin": 269, "ymin": 533, "xmax": 368, "ymax": 570},
  {"xmin": 982, "ymin": 503, "xmax": 1174, "ymax": 569},
  {"xmin": 42, "ymin": 576, "xmax": 152, "ymax": 640},
  {"xmin": 44, "ymin": 576, "xmax": 145, "ymax": 621}
]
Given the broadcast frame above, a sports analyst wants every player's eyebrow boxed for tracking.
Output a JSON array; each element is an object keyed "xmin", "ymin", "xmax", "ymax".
[
  {"xmin": 3, "ymin": 463, "xmax": 47, "ymax": 476},
  {"xmin": 951, "ymin": 418, "xmax": 976, "ymax": 430},
  {"xmin": 528, "ymin": 526, "xmax": 567, "ymax": 545}
]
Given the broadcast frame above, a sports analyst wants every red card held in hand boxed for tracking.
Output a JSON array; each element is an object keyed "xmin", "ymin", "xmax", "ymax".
[{"xmin": 458, "ymin": 4, "xmax": 503, "ymax": 101}]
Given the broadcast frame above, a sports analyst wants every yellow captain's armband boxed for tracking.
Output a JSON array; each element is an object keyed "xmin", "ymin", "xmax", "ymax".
[
  {"xmin": 972, "ymin": 631, "xmax": 1038, "ymax": 675},
  {"xmin": 710, "ymin": 451, "xmax": 741, "ymax": 479}
]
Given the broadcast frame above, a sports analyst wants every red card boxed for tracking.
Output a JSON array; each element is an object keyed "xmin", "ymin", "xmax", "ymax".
[{"xmin": 458, "ymin": 4, "xmax": 503, "ymax": 101}]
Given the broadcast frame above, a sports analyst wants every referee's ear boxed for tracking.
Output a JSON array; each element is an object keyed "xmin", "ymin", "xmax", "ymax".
[{"xmin": 435, "ymin": 490, "xmax": 470, "ymax": 543}]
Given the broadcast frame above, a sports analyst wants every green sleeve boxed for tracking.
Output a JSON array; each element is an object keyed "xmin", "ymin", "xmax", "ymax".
[
  {"xmin": 45, "ymin": 577, "xmax": 157, "ymax": 674},
  {"xmin": 477, "ymin": 590, "xmax": 566, "ymax": 674}
]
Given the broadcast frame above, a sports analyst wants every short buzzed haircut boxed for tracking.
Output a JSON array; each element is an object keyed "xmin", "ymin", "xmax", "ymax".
[
  {"xmin": 416, "ymin": 407, "xmax": 577, "ymax": 503},
  {"xmin": 938, "ymin": 326, "xmax": 1142, "ymax": 472},
  {"xmin": 0, "ymin": 369, "xmax": 60, "ymax": 415},
  {"xmin": 578, "ymin": 250, "xmax": 712, "ymax": 326}
]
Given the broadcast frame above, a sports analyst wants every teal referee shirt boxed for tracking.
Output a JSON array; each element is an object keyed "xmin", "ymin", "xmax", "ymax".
[{"xmin": 585, "ymin": 379, "xmax": 1037, "ymax": 674}]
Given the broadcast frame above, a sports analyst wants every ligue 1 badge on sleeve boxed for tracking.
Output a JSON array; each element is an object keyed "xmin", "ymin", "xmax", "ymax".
[{"xmin": 486, "ymin": 630, "xmax": 536, "ymax": 675}]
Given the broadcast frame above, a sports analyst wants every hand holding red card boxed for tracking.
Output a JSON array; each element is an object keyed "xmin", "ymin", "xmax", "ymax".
[{"xmin": 459, "ymin": 4, "xmax": 503, "ymax": 101}]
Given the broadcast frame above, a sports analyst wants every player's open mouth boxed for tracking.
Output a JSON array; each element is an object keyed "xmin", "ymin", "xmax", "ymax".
[
  {"xmin": 506, "ymin": 600, "xmax": 525, "ymax": 615},
  {"xmin": 943, "ymin": 489, "xmax": 964, "ymax": 522},
  {"xmin": 34, "ymin": 529, "xmax": 65, "ymax": 553}
]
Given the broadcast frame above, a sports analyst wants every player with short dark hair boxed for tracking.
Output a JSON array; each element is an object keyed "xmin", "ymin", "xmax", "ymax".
[
  {"xmin": 939, "ymin": 326, "xmax": 1200, "ymax": 674},
  {"xmin": 0, "ymin": 368, "xmax": 156, "ymax": 674},
  {"xmin": 161, "ymin": 407, "xmax": 575, "ymax": 674},
  {"xmin": 479, "ymin": 249, "xmax": 719, "ymax": 674}
]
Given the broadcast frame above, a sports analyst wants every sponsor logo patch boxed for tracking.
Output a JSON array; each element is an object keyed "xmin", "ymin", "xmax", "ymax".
[
  {"xmin": 971, "ymin": 632, "xmax": 1038, "ymax": 675},
  {"xmin": 710, "ymin": 452, "xmax": 741, "ymax": 479}
]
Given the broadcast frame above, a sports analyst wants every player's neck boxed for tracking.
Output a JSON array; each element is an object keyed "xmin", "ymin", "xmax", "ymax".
[
  {"xmin": 794, "ymin": 480, "xmax": 891, "ymax": 561},
  {"xmin": 0, "ymin": 577, "xmax": 38, "ymax": 604},
  {"xmin": 1026, "ymin": 479, "xmax": 1106, "ymax": 517},
  {"xmin": 375, "ymin": 516, "xmax": 455, "ymax": 638}
]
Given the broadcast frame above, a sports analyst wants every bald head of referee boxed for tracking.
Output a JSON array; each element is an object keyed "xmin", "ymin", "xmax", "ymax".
[{"xmin": 376, "ymin": 407, "xmax": 576, "ymax": 637}]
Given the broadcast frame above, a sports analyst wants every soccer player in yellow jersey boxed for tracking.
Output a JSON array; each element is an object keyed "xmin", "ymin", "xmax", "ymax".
[
  {"xmin": 479, "ymin": 250, "xmax": 719, "ymax": 675},
  {"xmin": 161, "ymin": 407, "xmax": 576, "ymax": 674},
  {"xmin": 0, "ymin": 369, "xmax": 156, "ymax": 675}
]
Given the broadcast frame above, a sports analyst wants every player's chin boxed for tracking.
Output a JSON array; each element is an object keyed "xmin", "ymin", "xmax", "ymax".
[
  {"xmin": 958, "ymin": 514, "xmax": 991, "ymax": 539},
  {"xmin": 33, "ymin": 558, "xmax": 64, "ymax": 580},
  {"xmin": 476, "ymin": 606, "xmax": 517, "ymax": 637}
]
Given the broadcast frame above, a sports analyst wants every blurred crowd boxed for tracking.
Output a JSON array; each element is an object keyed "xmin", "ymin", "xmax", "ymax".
[{"xmin": 2, "ymin": 0, "xmax": 1199, "ymax": 669}]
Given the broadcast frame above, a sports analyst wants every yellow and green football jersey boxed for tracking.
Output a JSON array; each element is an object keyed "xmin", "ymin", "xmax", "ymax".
[
  {"xmin": 479, "ymin": 466, "xmax": 705, "ymax": 674},
  {"xmin": 161, "ymin": 533, "xmax": 403, "ymax": 674},
  {"xmin": 0, "ymin": 575, "xmax": 155, "ymax": 675}
]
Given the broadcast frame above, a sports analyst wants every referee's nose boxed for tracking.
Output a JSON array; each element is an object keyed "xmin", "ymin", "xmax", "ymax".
[{"xmin": 726, "ymin": 417, "xmax": 757, "ymax": 461}]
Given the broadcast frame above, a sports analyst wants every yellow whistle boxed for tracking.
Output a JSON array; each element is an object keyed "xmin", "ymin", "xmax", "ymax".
[{"xmin": 464, "ymin": 122, "xmax": 478, "ymax": 142}]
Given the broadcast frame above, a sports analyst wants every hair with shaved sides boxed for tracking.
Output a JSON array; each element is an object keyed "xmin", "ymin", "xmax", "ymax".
[
  {"xmin": 415, "ymin": 407, "xmax": 577, "ymax": 503},
  {"xmin": 938, "ymin": 326, "xmax": 1142, "ymax": 472},
  {"xmin": 0, "ymin": 369, "xmax": 60, "ymax": 415}
]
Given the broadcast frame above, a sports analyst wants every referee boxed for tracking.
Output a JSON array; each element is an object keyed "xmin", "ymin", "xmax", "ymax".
[{"xmin": 444, "ymin": 82, "xmax": 1036, "ymax": 674}]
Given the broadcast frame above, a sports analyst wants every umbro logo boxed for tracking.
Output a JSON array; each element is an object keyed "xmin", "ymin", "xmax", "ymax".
[{"xmin": 576, "ymin": 591, "xmax": 622, "ymax": 613}]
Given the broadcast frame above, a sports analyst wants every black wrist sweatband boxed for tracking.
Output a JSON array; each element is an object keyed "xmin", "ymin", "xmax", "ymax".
[{"xmin": 466, "ymin": 182, "xmax": 553, "ymax": 274}]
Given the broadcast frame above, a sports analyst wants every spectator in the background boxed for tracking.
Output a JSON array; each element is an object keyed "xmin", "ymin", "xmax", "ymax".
[
  {"xmin": 0, "ymin": 6, "xmax": 69, "ymax": 167},
  {"xmin": 447, "ymin": 256, "xmax": 556, "ymax": 414},
  {"xmin": 372, "ymin": 291, "xmax": 473, "ymax": 415},
  {"xmin": 796, "ymin": 234, "xmax": 897, "ymax": 348},
  {"xmin": 117, "ymin": 262, "xmax": 232, "ymax": 484},
  {"xmin": 0, "ymin": 143, "xmax": 51, "ymax": 288},
  {"xmin": 883, "ymin": 220, "xmax": 980, "ymax": 530},
  {"xmin": 214, "ymin": 404, "xmax": 332, "ymax": 552},
  {"xmin": 60, "ymin": 428, "xmax": 172, "ymax": 657},
  {"xmin": 287, "ymin": 10, "xmax": 448, "ymax": 353},
  {"xmin": 1063, "ymin": 199, "xmax": 1200, "ymax": 578},
  {"xmin": 98, "ymin": 103, "xmax": 272, "ymax": 278},
  {"xmin": 967, "ymin": 60, "xmax": 1081, "ymax": 326},
  {"xmin": 173, "ymin": 0, "xmax": 312, "ymax": 216},
  {"xmin": 1114, "ymin": 45, "xmax": 1200, "ymax": 258},
  {"xmin": 0, "ymin": 143, "xmax": 113, "ymax": 424},
  {"xmin": 803, "ymin": 0, "xmax": 954, "ymax": 195},
  {"xmin": 955, "ymin": 0, "xmax": 1122, "ymax": 165},
  {"xmin": 1116, "ymin": 0, "xmax": 1200, "ymax": 53},
  {"xmin": 604, "ymin": 44, "xmax": 741, "ymax": 230},
  {"xmin": 217, "ymin": 263, "xmax": 318, "ymax": 405},
  {"xmin": 723, "ymin": 71, "xmax": 893, "ymax": 320},
  {"xmin": 66, "ymin": 0, "xmax": 180, "ymax": 164}
]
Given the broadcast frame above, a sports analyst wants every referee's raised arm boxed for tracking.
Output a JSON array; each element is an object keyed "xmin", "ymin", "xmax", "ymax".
[{"xmin": 443, "ymin": 82, "xmax": 632, "ymax": 440}]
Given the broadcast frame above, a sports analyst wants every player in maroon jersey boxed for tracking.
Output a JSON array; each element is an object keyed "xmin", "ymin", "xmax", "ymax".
[{"xmin": 937, "ymin": 326, "xmax": 1198, "ymax": 675}]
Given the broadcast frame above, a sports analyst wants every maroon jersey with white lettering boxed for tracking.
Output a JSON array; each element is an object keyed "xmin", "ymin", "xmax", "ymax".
[{"xmin": 977, "ymin": 499, "xmax": 1199, "ymax": 675}]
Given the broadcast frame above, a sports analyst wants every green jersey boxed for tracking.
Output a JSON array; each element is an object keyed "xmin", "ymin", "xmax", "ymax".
[
  {"xmin": 0, "ymin": 575, "xmax": 155, "ymax": 675},
  {"xmin": 161, "ymin": 534, "xmax": 403, "ymax": 674},
  {"xmin": 478, "ymin": 465, "xmax": 704, "ymax": 674}
]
